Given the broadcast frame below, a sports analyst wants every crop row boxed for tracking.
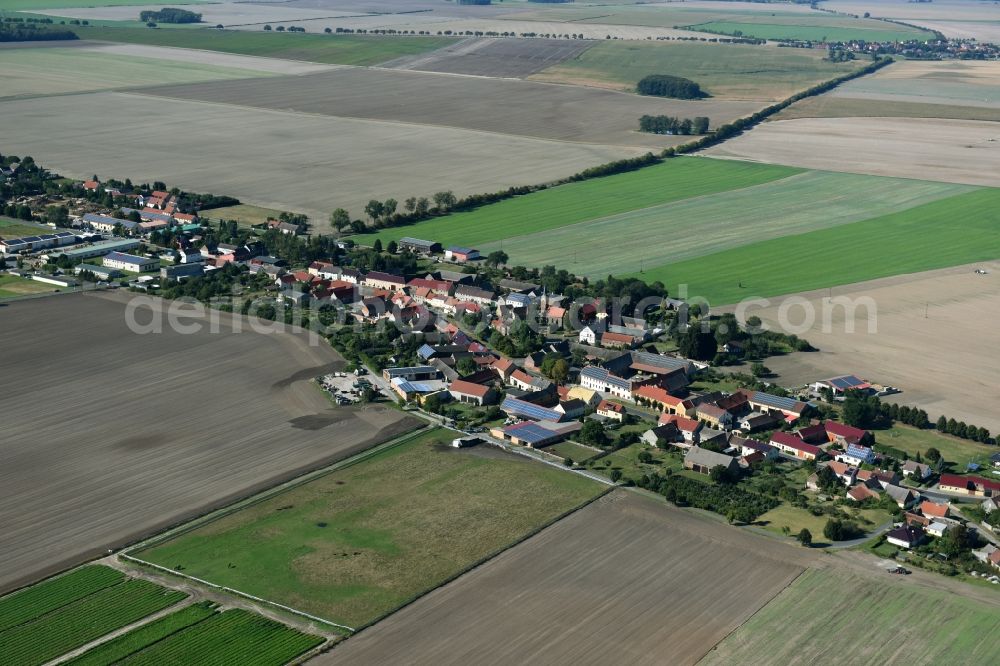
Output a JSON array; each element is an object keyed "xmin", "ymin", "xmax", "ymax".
[
  {"xmin": 0, "ymin": 565, "xmax": 124, "ymax": 632},
  {"xmin": 0, "ymin": 578, "xmax": 186, "ymax": 666},
  {"xmin": 66, "ymin": 601, "xmax": 218, "ymax": 666},
  {"xmin": 120, "ymin": 609, "xmax": 324, "ymax": 666}
]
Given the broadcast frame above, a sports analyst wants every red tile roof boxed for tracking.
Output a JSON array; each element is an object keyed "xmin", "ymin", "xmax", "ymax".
[
  {"xmin": 824, "ymin": 421, "xmax": 869, "ymax": 441},
  {"xmin": 658, "ymin": 413, "xmax": 701, "ymax": 433},
  {"xmin": 919, "ymin": 500, "xmax": 949, "ymax": 518},
  {"xmin": 940, "ymin": 474, "xmax": 1000, "ymax": 493},
  {"xmin": 770, "ymin": 432, "xmax": 823, "ymax": 457},
  {"xmin": 449, "ymin": 379, "xmax": 491, "ymax": 398},
  {"xmin": 634, "ymin": 385, "xmax": 682, "ymax": 406},
  {"xmin": 597, "ymin": 400, "xmax": 625, "ymax": 414}
]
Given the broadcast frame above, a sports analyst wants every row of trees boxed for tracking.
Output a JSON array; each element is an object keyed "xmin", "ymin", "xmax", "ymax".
[
  {"xmin": 638, "ymin": 115, "xmax": 710, "ymax": 135},
  {"xmin": 934, "ymin": 415, "xmax": 993, "ymax": 445},
  {"xmin": 139, "ymin": 8, "xmax": 202, "ymax": 23}
]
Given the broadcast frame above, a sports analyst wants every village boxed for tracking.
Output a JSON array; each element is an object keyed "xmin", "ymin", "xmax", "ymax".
[{"xmin": 3, "ymin": 167, "xmax": 1000, "ymax": 588}]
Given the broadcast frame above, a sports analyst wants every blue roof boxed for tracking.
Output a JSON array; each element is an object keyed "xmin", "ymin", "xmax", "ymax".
[
  {"xmin": 749, "ymin": 391, "xmax": 804, "ymax": 413},
  {"xmin": 500, "ymin": 397, "xmax": 562, "ymax": 422},
  {"xmin": 417, "ymin": 343, "xmax": 437, "ymax": 360},
  {"xmin": 504, "ymin": 422, "xmax": 559, "ymax": 445},
  {"xmin": 391, "ymin": 378, "xmax": 436, "ymax": 394},
  {"xmin": 448, "ymin": 246, "xmax": 476, "ymax": 254},
  {"xmin": 506, "ymin": 293, "xmax": 532, "ymax": 307},
  {"xmin": 827, "ymin": 375, "xmax": 865, "ymax": 390},
  {"xmin": 846, "ymin": 443, "xmax": 875, "ymax": 461},
  {"xmin": 105, "ymin": 251, "xmax": 152, "ymax": 264},
  {"xmin": 581, "ymin": 366, "xmax": 631, "ymax": 391}
]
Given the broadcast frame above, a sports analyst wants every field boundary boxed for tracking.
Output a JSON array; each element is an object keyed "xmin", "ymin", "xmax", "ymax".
[{"xmin": 118, "ymin": 555, "xmax": 355, "ymax": 634}]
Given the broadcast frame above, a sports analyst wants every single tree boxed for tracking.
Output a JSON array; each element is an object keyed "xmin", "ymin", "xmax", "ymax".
[
  {"xmin": 797, "ymin": 528, "xmax": 812, "ymax": 547},
  {"xmin": 329, "ymin": 208, "xmax": 350, "ymax": 232}
]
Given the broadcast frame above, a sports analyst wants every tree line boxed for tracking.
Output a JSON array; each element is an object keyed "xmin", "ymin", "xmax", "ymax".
[
  {"xmin": 638, "ymin": 115, "xmax": 710, "ymax": 135},
  {"xmin": 139, "ymin": 8, "xmax": 202, "ymax": 24}
]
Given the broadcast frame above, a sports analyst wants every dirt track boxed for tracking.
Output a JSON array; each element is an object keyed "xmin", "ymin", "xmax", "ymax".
[
  {"xmin": 315, "ymin": 490, "xmax": 817, "ymax": 666},
  {"xmin": 0, "ymin": 292, "xmax": 417, "ymax": 594}
]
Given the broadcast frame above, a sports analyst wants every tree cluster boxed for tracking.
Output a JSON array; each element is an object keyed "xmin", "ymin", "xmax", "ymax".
[
  {"xmin": 139, "ymin": 8, "xmax": 202, "ymax": 23},
  {"xmin": 823, "ymin": 518, "xmax": 863, "ymax": 541},
  {"xmin": 636, "ymin": 74, "xmax": 707, "ymax": 99},
  {"xmin": 638, "ymin": 115, "xmax": 710, "ymax": 135},
  {"xmin": 638, "ymin": 472, "xmax": 778, "ymax": 523}
]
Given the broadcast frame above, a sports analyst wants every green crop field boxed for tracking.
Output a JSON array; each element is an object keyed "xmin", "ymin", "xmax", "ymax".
[
  {"xmin": 137, "ymin": 429, "xmax": 603, "ymax": 628},
  {"xmin": 477, "ymin": 170, "xmax": 970, "ymax": 281},
  {"xmin": 0, "ymin": 0, "xmax": 208, "ymax": 8},
  {"xmin": 0, "ymin": 566, "xmax": 124, "ymax": 633},
  {"xmin": 0, "ymin": 217, "xmax": 58, "ymax": 237},
  {"xmin": 701, "ymin": 568, "xmax": 1000, "ymax": 664},
  {"xmin": 533, "ymin": 40, "xmax": 862, "ymax": 100},
  {"xmin": 359, "ymin": 158, "xmax": 802, "ymax": 248},
  {"xmin": 688, "ymin": 20, "xmax": 932, "ymax": 43},
  {"xmin": 0, "ymin": 47, "xmax": 274, "ymax": 100},
  {"xmin": 117, "ymin": 609, "xmax": 323, "ymax": 666},
  {"xmin": 634, "ymin": 186, "xmax": 1000, "ymax": 305},
  {"xmin": 66, "ymin": 602, "xmax": 217, "ymax": 666},
  {"xmin": 70, "ymin": 26, "xmax": 458, "ymax": 66},
  {"xmin": 0, "ymin": 578, "xmax": 186, "ymax": 666}
]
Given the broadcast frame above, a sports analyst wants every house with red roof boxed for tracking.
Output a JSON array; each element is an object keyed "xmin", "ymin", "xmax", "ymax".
[
  {"xmin": 658, "ymin": 413, "xmax": 703, "ymax": 444},
  {"xmin": 939, "ymin": 474, "xmax": 1000, "ymax": 497},
  {"xmin": 769, "ymin": 431, "xmax": 823, "ymax": 461},
  {"xmin": 824, "ymin": 421, "xmax": 872, "ymax": 446},
  {"xmin": 599, "ymin": 331, "xmax": 638, "ymax": 350},
  {"xmin": 596, "ymin": 400, "xmax": 626, "ymax": 422},
  {"xmin": 448, "ymin": 379, "xmax": 497, "ymax": 406},
  {"xmin": 634, "ymin": 385, "xmax": 694, "ymax": 416},
  {"xmin": 919, "ymin": 500, "xmax": 950, "ymax": 519}
]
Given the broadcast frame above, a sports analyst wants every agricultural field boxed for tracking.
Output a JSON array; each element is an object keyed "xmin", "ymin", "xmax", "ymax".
[
  {"xmin": 743, "ymin": 261, "xmax": 1000, "ymax": 435},
  {"xmin": 317, "ymin": 491, "xmax": 818, "ymax": 665},
  {"xmin": 0, "ymin": 216, "xmax": 55, "ymax": 237},
  {"xmin": 138, "ymin": 66, "xmax": 760, "ymax": 148},
  {"xmin": 701, "ymin": 567, "xmax": 1000, "ymax": 664},
  {"xmin": 384, "ymin": 37, "xmax": 594, "ymax": 78},
  {"xmin": 705, "ymin": 117, "xmax": 1000, "ymax": 187},
  {"xmin": 0, "ymin": 292, "xmax": 418, "ymax": 593},
  {"xmin": 0, "ymin": 45, "xmax": 277, "ymax": 100},
  {"xmin": 476, "ymin": 170, "xmax": 971, "ymax": 280},
  {"xmin": 0, "ymin": 91, "xmax": 635, "ymax": 221},
  {"xmin": 33, "ymin": 2, "xmax": 368, "ymax": 28},
  {"xmin": 76, "ymin": 43, "xmax": 342, "ymax": 75},
  {"xmin": 0, "ymin": 567, "xmax": 186, "ymax": 666},
  {"xmin": 823, "ymin": 0, "xmax": 1000, "ymax": 41},
  {"xmin": 688, "ymin": 18, "xmax": 930, "ymax": 42},
  {"xmin": 778, "ymin": 59, "xmax": 1000, "ymax": 123},
  {"xmin": 531, "ymin": 40, "xmax": 863, "ymax": 100},
  {"xmin": 0, "ymin": 0, "xmax": 209, "ymax": 8},
  {"xmin": 134, "ymin": 429, "xmax": 603, "ymax": 628},
  {"xmin": 634, "ymin": 186, "xmax": 1000, "ymax": 304},
  {"xmin": 361, "ymin": 157, "xmax": 803, "ymax": 247},
  {"xmin": 68, "ymin": 26, "xmax": 459, "ymax": 66}
]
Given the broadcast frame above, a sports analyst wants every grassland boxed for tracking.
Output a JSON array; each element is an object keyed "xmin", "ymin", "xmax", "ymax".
[
  {"xmin": 318, "ymin": 491, "xmax": 818, "ymax": 665},
  {"xmin": 71, "ymin": 26, "xmax": 458, "ymax": 66},
  {"xmin": 207, "ymin": 204, "xmax": 287, "ymax": 227},
  {"xmin": 0, "ymin": 578, "xmax": 186, "ymax": 666},
  {"xmin": 360, "ymin": 158, "xmax": 802, "ymax": 247},
  {"xmin": 634, "ymin": 187, "xmax": 1000, "ymax": 305},
  {"xmin": 701, "ymin": 567, "xmax": 1000, "ymax": 664},
  {"xmin": 543, "ymin": 440, "xmax": 600, "ymax": 463},
  {"xmin": 756, "ymin": 504, "xmax": 892, "ymax": 545},
  {"xmin": 0, "ymin": 216, "xmax": 56, "ymax": 237},
  {"xmin": 0, "ymin": 293, "xmax": 417, "ymax": 594},
  {"xmin": 477, "ymin": 170, "xmax": 971, "ymax": 280},
  {"xmin": 0, "ymin": 46, "xmax": 275, "ymax": 100},
  {"xmin": 67, "ymin": 602, "xmax": 218, "ymax": 666},
  {"xmin": 876, "ymin": 424, "xmax": 997, "ymax": 468},
  {"xmin": 136, "ymin": 429, "xmax": 603, "ymax": 628},
  {"xmin": 110, "ymin": 609, "xmax": 322, "ymax": 666},
  {"xmin": 687, "ymin": 19, "xmax": 932, "ymax": 42},
  {"xmin": 532, "ymin": 40, "xmax": 862, "ymax": 100}
]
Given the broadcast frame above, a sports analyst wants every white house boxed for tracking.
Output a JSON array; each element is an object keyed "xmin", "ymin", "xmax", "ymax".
[{"xmin": 103, "ymin": 251, "xmax": 158, "ymax": 273}]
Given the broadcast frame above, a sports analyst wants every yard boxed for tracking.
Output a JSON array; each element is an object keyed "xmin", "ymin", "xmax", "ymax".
[{"xmin": 135, "ymin": 429, "xmax": 603, "ymax": 628}]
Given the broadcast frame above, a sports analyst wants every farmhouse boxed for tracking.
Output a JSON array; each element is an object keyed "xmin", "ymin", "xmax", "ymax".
[
  {"xmin": 824, "ymin": 421, "xmax": 873, "ymax": 446},
  {"xmin": 742, "ymin": 390, "xmax": 810, "ymax": 422},
  {"xmin": 684, "ymin": 447, "xmax": 739, "ymax": 476},
  {"xmin": 938, "ymin": 474, "xmax": 1000, "ymax": 497},
  {"xmin": 641, "ymin": 424, "xmax": 679, "ymax": 448},
  {"xmin": 633, "ymin": 385, "xmax": 694, "ymax": 416},
  {"xmin": 739, "ymin": 439, "xmax": 778, "ymax": 460},
  {"xmin": 886, "ymin": 525, "xmax": 925, "ymax": 549},
  {"xmin": 102, "ymin": 251, "xmax": 158, "ymax": 273},
  {"xmin": 884, "ymin": 484, "xmax": 918, "ymax": 509},
  {"xmin": 445, "ymin": 246, "xmax": 479, "ymax": 262},
  {"xmin": 738, "ymin": 412, "xmax": 779, "ymax": 433},
  {"xmin": 696, "ymin": 403, "xmax": 734, "ymax": 430},
  {"xmin": 454, "ymin": 284, "xmax": 495, "ymax": 305},
  {"xmin": 902, "ymin": 460, "xmax": 933, "ymax": 480},
  {"xmin": 811, "ymin": 374, "xmax": 870, "ymax": 396},
  {"xmin": 658, "ymin": 413, "xmax": 703, "ymax": 444},
  {"xmin": 364, "ymin": 271, "xmax": 406, "ymax": 291},
  {"xmin": 836, "ymin": 443, "xmax": 876, "ymax": 466},
  {"xmin": 399, "ymin": 237, "xmax": 441, "ymax": 255},
  {"xmin": 596, "ymin": 400, "xmax": 625, "ymax": 422},
  {"xmin": 500, "ymin": 396, "xmax": 564, "ymax": 423},
  {"xmin": 599, "ymin": 331, "xmax": 639, "ymax": 350},
  {"xmin": 580, "ymin": 366, "xmax": 632, "ymax": 400},
  {"xmin": 449, "ymin": 379, "xmax": 497, "ymax": 406},
  {"xmin": 847, "ymin": 483, "xmax": 880, "ymax": 502},
  {"xmin": 770, "ymin": 432, "xmax": 823, "ymax": 461}
]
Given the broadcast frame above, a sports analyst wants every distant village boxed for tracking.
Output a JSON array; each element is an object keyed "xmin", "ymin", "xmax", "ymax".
[{"xmin": 3, "ymin": 165, "xmax": 999, "ymax": 585}]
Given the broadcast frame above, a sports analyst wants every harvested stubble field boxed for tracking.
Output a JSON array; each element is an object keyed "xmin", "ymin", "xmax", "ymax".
[
  {"xmin": 778, "ymin": 59, "xmax": 1000, "ymax": 122},
  {"xmin": 383, "ymin": 37, "xmax": 594, "ymax": 78},
  {"xmin": 0, "ymin": 91, "xmax": 636, "ymax": 221},
  {"xmin": 78, "ymin": 42, "xmax": 343, "ymax": 75},
  {"xmin": 0, "ymin": 292, "xmax": 417, "ymax": 594},
  {"xmin": 740, "ymin": 261, "xmax": 1000, "ymax": 435},
  {"xmin": 477, "ymin": 170, "xmax": 971, "ymax": 279},
  {"xmin": 70, "ymin": 26, "xmax": 459, "ymax": 66},
  {"xmin": 700, "ymin": 567, "xmax": 1000, "ymax": 665},
  {"xmin": 136, "ymin": 429, "xmax": 603, "ymax": 628},
  {"xmin": 0, "ymin": 45, "xmax": 277, "ymax": 100},
  {"xmin": 138, "ymin": 66, "xmax": 760, "ymax": 148},
  {"xmin": 706, "ymin": 117, "xmax": 1000, "ymax": 187},
  {"xmin": 317, "ymin": 491, "xmax": 818, "ymax": 665},
  {"xmin": 823, "ymin": 0, "xmax": 1000, "ymax": 41},
  {"xmin": 531, "ymin": 39, "xmax": 863, "ymax": 100},
  {"xmin": 634, "ymin": 186, "xmax": 1000, "ymax": 305},
  {"xmin": 34, "ymin": 2, "xmax": 364, "ymax": 27}
]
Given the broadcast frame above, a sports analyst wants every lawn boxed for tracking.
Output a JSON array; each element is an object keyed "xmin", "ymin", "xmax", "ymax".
[
  {"xmin": 532, "ymin": 40, "xmax": 862, "ymax": 100},
  {"xmin": 0, "ymin": 47, "xmax": 275, "ymax": 100},
  {"xmin": 0, "ymin": 216, "xmax": 56, "ymax": 237},
  {"xmin": 876, "ymin": 424, "xmax": 996, "ymax": 469},
  {"xmin": 136, "ymin": 429, "xmax": 603, "ymax": 628},
  {"xmin": 688, "ymin": 20, "xmax": 933, "ymax": 43},
  {"xmin": 477, "ymin": 169, "xmax": 969, "ymax": 280},
  {"xmin": 588, "ymin": 442, "xmax": 697, "ymax": 484},
  {"xmin": 543, "ymin": 440, "xmax": 601, "ymax": 464},
  {"xmin": 0, "ymin": 275, "xmax": 60, "ymax": 299},
  {"xmin": 358, "ymin": 158, "xmax": 802, "ymax": 247},
  {"xmin": 701, "ymin": 568, "xmax": 1000, "ymax": 664},
  {"xmin": 71, "ymin": 26, "xmax": 458, "ymax": 67},
  {"xmin": 633, "ymin": 186, "xmax": 1000, "ymax": 305}
]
